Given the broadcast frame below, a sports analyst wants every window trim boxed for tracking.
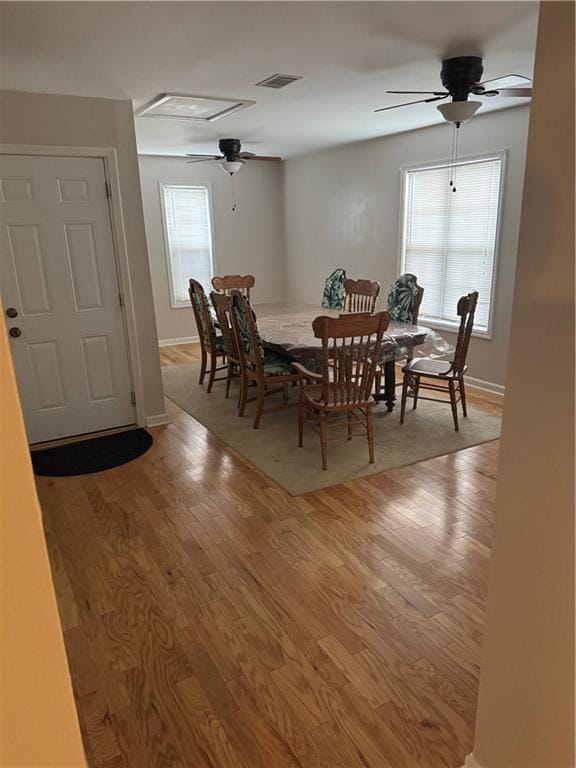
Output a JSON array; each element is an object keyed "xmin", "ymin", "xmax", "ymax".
[
  {"xmin": 158, "ymin": 181, "xmax": 216, "ymax": 310},
  {"xmin": 397, "ymin": 150, "xmax": 508, "ymax": 340}
]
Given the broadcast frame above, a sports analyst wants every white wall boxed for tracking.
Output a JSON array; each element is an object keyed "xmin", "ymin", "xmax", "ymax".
[
  {"xmin": 139, "ymin": 155, "xmax": 285, "ymax": 344},
  {"xmin": 284, "ymin": 106, "xmax": 530, "ymax": 388},
  {"xmin": 470, "ymin": 3, "xmax": 574, "ymax": 765},
  {"xmin": 0, "ymin": 90, "xmax": 166, "ymax": 422}
]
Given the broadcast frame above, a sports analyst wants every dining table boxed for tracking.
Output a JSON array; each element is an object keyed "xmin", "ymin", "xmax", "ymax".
[{"xmin": 254, "ymin": 303, "xmax": 430, "ymax": 412}]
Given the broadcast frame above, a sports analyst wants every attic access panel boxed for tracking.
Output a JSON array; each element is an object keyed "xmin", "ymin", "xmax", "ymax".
[{"xmin": 136, "ymin": 93, "xmax": 256, "ymax": 122}]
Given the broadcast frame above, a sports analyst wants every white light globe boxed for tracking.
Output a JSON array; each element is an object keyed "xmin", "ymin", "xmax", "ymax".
[
  {"xmin": 437, "ymin": 100, "xmax": 482, "ymax": 125},
  {"xmin": 218, "ymin": 160, "xmax": 244, "ymax": 176}
]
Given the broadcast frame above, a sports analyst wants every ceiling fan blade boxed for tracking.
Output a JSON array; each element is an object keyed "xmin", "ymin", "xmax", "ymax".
[
  {"xmin": 375, "ymin": 95, "xmax": 448, "ymax": 113},
  {"xmin": 386, "ymin": 90, "xmax": 448, "ymax": 95},
  {"xmin": 185, "ymin": 153, "xmax": 221, "ymax": 160},
  {"xmin": 248, "ymin": 155, "xmax": 282, "ymax": 161},
  {"xmin": 237, "ymin": 151, "xmax": 256, "ymax": 158},
  {"xmin": 494, "ymin": 87, "xmax": 532, "ymax": 98},
  {"xmin": 479, "ymin": 74, "xmax": 532, "ymax": 89}
]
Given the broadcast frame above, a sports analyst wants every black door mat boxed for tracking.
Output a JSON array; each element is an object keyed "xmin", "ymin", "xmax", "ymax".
[{"xmin": 31, "ymin": 428, "xmax": 153, "ymax": 477}]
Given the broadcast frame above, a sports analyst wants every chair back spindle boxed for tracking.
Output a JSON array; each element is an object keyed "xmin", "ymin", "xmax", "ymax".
[{"xmin": 344, "ymin": 278, "xmax": 381, "ymax": 314}]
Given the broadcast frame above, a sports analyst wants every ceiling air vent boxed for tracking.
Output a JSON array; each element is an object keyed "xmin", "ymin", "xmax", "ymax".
[{"xmin": 254, "ymin": 74, "xmax": 302, "ymax": 89}]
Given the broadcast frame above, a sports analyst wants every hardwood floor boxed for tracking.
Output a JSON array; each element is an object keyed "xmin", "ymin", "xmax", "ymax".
[{"xmin": 37, "ymin": 343, "xmax": 503, "ymax": 768}]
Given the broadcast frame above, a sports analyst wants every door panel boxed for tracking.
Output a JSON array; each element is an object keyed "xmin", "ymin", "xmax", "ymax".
[
  {"xmin": 0, "ymin": 155, "xmax": 136, "ymax": 443},
  {"xmin": 64, "ymin": 223, "xmax": 105, "ymax": 311},
  {"xmin": 80, "ymin": 334, "xmax": 117, "ymax": 402},
  {"xmin": 57, "ymin": 178, "xmax": 90, "ymax": 203},
  {"xmin": 0, "ymin": 177, "xmax": 35, "ymax": 202},
  {"xmin": 28, "ymin": 340, "xmax": 67, "ymax": 410},
  {"xmin": 7, "ymin": 224, "xmax": 53, "ymax": 314}
]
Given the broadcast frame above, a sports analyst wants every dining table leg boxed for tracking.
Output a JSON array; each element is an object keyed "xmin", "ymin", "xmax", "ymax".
[{"xmin": 383, "ymin": 360, "xmax": 396, "ymax": 412}]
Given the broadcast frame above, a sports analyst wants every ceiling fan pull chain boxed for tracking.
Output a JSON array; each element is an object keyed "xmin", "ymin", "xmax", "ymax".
[
  {"xmin": 230, "ymin": 174, "xmax": 237, "ymax": 212},
  {"xmin": 452, "ymin": 123, "xmax": 460, "ymax": 192},
  {"xmin": 449, "ymin": 123, "xmax": 457, "ymax": 189}
]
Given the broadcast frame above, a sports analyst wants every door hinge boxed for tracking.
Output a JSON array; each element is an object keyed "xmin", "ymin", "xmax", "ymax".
[
  {"xmin": 105, "ymin": 181, "xmax": 111, "ymax": 199},
  {"xmin": 119, "ymin": 291, "xmax": 124, "ymax": 307},
  {"xmin": 130, "ymin": 390, "xmax": 136, "ymax": 406}
]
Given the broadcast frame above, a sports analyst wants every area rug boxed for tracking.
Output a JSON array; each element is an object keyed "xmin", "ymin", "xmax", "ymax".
[{"xmin": 162, "ymin": 363, "xmax": 501, "ymax": 495}]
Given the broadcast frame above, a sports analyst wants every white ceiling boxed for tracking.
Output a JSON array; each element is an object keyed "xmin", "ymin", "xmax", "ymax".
[{"xmin": 0, "ymin": 1, "xmax": 539, "ymax": 158}]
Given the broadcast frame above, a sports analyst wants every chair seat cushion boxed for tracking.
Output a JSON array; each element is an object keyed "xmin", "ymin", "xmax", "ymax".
[
  {"xmin": 262, "ymin": 352, "xmax": 294, "ymax": 377},
  {"xmin": 404, "ymin": 358, "xmax": 460, "ymax": 377},
  {"xmin": 303, "ymin": 382, "xmax": 373, "ymax": 408}
]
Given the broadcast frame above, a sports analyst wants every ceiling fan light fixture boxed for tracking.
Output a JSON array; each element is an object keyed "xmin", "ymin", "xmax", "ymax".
[
  {"xmin": 437, "ymin": 100, "xmax": 482, "ymax": 125},
  {"xmin": 218, "ymin": 159, "xmax": 244, "ymax": 176}
]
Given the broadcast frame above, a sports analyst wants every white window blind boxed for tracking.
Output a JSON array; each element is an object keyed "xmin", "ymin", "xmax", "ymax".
[
  {"xmin": 161, "ymin": 184, "xmax": 214, "ymax": 306},
  {"xmin": 400, "ymin": 155, "xmax": 503, "ymax": 334}
]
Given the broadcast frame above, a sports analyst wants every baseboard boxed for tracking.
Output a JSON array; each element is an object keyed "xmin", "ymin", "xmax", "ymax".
[
  {"xmin": 462, "ymin": 753, "xmax": 484, "ymax": 768},
  {"xmin": 145, "ymin": 413, "xmax": 170, "ymax": 428},
  {"xmin": 158, "ymin": 336, "xmax": 199, "ymax": 347},
  {"xmin": 466, "ymin": 376, "xmax": 505, "ymax": 396}
]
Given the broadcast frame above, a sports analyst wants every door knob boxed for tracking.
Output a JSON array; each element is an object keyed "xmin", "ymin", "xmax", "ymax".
[
  {"xmin": 9, "ymin": 327, "xmax": 22, "ymax": 338},
  {"xmin": 6, "ymin": 307, "xmax": 18, "ymax": 318}
]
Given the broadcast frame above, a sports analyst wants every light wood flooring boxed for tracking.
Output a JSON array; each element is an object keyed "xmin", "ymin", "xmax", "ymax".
[{"xmin": 36, "ymin": 343, "xmax": 503, "ymax": 768}]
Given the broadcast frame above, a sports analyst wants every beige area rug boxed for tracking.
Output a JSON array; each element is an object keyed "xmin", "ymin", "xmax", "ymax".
[{"xmin": 162, "ymin": 362, "xmax": 501, "ymax": 496}]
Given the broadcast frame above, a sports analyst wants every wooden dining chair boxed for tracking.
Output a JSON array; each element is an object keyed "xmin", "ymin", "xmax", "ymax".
[
  {"xmin": 188, "ymin": 278, "xmax": 226, "ymax": 393},
  {"xmin": 212, "ymin": 274, "xmax": 255, "ymax": 300},
  {"xmin": 400, "ymin": 291, "xmax": 479, "ymax": 431},
  {"xmin": 295, "ymin": 311, "xmax": 390, "ymax": 470},
  {"xmin": 210, "ymin": 291, "xmax": 241, "ymax": 402},
  {"xmin": 229, "ymin": 291, "xmax": 299, "ymax": 429},
  {"xmin": 344, "ymin": 278, "xmax": 381, "ymax": 314}
]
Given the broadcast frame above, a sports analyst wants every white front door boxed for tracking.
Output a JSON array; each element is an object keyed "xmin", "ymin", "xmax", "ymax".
[{"xmin": 0, "ymin": 154, "xmax": 136, "ymax": 444}]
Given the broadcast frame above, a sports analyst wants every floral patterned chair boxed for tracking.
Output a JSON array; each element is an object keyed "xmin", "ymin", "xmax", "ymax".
[
  {"xmin": 229, "ymin": 291, "xmax": 299, "ymax": 429},
  {"xmin": 321, "ymin": 268, "xmax": 347, "ymax": 310},
  {"xmin": 188, "ymin": 278, "xmax": 226, "ymax": 393},
  {"xmin": 375, "ymin": 273, "xmax": 424, "ymax": 401},
  {"xmin": 386, "ymin": 273, "xmax": 424, "ymax": 327},
  {"xmin": 387, "ymin": 272, "xmax": 424, "ymax": 364}
]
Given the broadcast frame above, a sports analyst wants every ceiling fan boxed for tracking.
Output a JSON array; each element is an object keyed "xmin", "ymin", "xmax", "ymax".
[
  {"xmin": 375, "ymin": 56, "xmax": 532, "ymax": 125},
  {"xmin": 375, "ymin": 56, "xmax": 532, "ymax": 193},
  {"xmin": 186, "ymin": 138, "xmax": 280, "ymax": 175}
]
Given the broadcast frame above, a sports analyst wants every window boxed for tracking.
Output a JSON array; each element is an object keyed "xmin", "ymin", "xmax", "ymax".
[
  {"xmin": 400, "ymin": 154, "xmax": 504, "ymax": 335},
  {"xmin": 160, "ymin": 183, "xmax": 214, "ymax": 307}
]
